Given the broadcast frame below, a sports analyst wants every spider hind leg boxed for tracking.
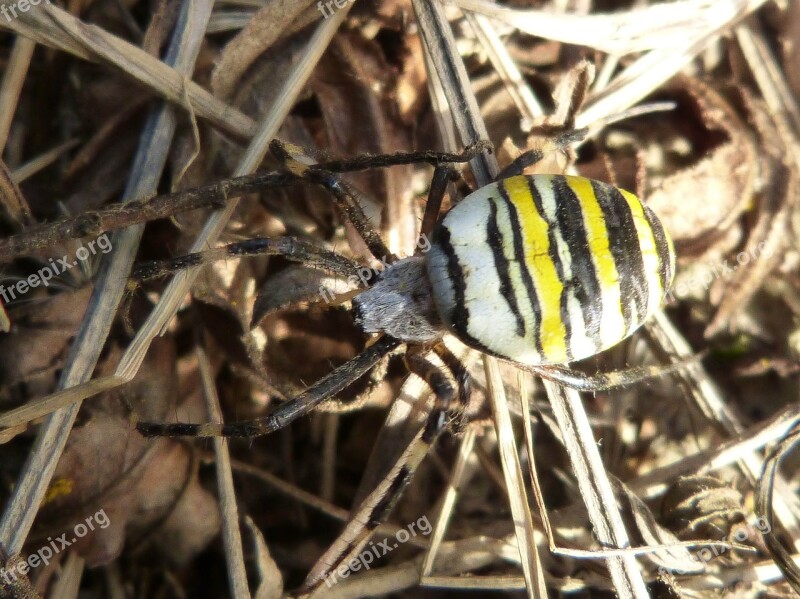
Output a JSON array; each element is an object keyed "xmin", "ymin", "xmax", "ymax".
[
  {"xmin": 135, "ymin": 336, "xmax": 402, "ymax": 439},
  {"xmin": 527, "ymin": 351, "xmax": 705, "ymax": 393},
  {"xmin": 302, "ymin": 349, "xmax": 462, "ymax": 591}
]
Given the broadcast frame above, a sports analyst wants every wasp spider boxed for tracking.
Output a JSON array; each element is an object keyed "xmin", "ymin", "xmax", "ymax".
[{"xmin": 134, "ymin": 129, "xmax": 677, "ymax": 589}]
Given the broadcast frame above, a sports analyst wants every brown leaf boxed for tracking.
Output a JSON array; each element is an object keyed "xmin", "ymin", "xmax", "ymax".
[
  {"xmin": 0, "ymin": 287, "xmax": 93, "ymax": 408},
  {"xmin": 646, "ymin": 80, "xmax": 756, "ymax": 256},
  {"xmin": 32, "ymin": 340, "xmax": 220, "ymax": 567},
  {"xmin": 211, "ymin": 0, "xmax": 318, "ymax": 102}
]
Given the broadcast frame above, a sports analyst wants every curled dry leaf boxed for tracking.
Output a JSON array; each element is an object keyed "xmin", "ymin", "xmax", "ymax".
[
  {"xmin": 660, "ymin": 475, "xmax": 746, "ymax": 541},
  {"xmin": 252, "ymin": 264, "xmax": 359, "ymax": 327},
  {"xmin": 704, "ymin": 90, "xmax": 793, "ymax": 336},
  {"xmin": 646, "ymin": 78, "xmax": 757, "ymax": 258}
]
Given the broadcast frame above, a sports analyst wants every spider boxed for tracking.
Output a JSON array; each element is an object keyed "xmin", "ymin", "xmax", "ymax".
[{"xmin": 133, "ymin": 128, "xmax": 678, "ymax": 590}]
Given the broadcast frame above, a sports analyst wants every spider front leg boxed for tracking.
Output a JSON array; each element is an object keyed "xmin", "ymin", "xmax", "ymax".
[
  {"xmin": 130, "ymin": 236, "xmax": 364, "ymax": 283},
  {"xmin": 269, "ymin": 139, "xmax": 493, "ymax": 264},
  {"xmin": 495, "ymin": 127, "xmax": 589, "ymax": 180},
  {"xmin": 136, "ymin": 335, "xmax": 401, "ymax": 438},
  {"xmin": 417, "ymin": 164, "xmax": 461, "ymax": 244}
]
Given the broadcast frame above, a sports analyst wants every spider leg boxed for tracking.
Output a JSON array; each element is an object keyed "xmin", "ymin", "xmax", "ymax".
[
  {"xmin": 305, "ymin": 139, "xmax": 493, "ymax": 173},
  {"xmin": 0, "ymin": 143, "xmax": 492, "ymax": 262},
  {"xmin": 313, "ymin": 346, "xmax": 392, "ymax": 415},
  {"xmin": 524, "ymin": 351, "xmax": 706, "ymax": 392},
  {"xmin": 136, "ymin": 336, "xmax": 401, "ymax": 438},
  {"xmin": 299, "ymin": 166, "xmax": 398, "ymax": 264},
  {"xmin": 417, "ymin": 165, "xmax": 460, "ymax": 244},
  {"xmin": 129, "ymin": 236, "xmax": 363, "ymax": 283},
  {"xmin": 270, "ymin": 140, "xmax": 395, "ymax": 264},
  {"xmin": 301, "ymin": 352, "xmax": 456, "ymax": 592},
  {"xmin": 495, "ymin": 127, "xmax": 589, "ymax": 180},
  {"xmin": 432, "ymin": 343, "xmax": 473, "ymax": 410},
  {"xmin": 270, "ymin": 140, "xmax": 493, "ymax": 265}
]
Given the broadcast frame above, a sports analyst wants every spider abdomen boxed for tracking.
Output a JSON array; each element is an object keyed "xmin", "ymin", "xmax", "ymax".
[{"xmin": 425, "ymin": 174, "xmax": 675, "ymax": 365}]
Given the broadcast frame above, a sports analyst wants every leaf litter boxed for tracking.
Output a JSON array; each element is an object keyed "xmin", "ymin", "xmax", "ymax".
[{"xmin": 0, "ymin": 0, "xmax": 799, "ymax": 597}]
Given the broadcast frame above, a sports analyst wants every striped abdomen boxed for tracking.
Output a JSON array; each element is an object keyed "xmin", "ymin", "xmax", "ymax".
[{"xmin": 425, "ymin": 174, "xmax": 675, "ymax": 365}]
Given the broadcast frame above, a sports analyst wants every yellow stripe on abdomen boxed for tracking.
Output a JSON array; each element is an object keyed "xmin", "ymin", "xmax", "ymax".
[
  {"xmin": 565, "ymin": 177, "xmax": 626, "ymax": 348},
  {"xmin": 502, "ymin": 176, "xmax": 567, "ymax": 362}
]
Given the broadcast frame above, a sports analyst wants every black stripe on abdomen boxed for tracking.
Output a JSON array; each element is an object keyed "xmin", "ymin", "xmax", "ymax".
[
  {"xmin": 642, "ymin": 205, "xmax": 673, "ymax": 295},
  {"xmin": 591, "ymin": 181, "xmax": 648, "ymax": 331},
  {"xmin": 526, "ymin": 178, "xmax": 573, "ymax": 358},
  {"xmin": 498, "ymin": 181, "xmax": 544, "ymax": 358},
  {"xmin": 487, "ymin": 197, "xmax": 525, "ymax": 336},
  {"xmin": 551, "ymin": 176, "xmax": 603, "ymax": 349}
]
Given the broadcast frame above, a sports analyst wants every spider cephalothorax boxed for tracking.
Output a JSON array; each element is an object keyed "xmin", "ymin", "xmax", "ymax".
[{"xmin": 352, "ymin": 256, "xmax": 443, "ymax": 343}]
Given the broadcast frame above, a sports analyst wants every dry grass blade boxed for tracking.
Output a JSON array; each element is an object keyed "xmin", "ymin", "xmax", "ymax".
[
  {"xmin": 0, "ymin": 158, "xmax": 30, "ymax": 229},
  {"xmin": 518, "ymin": 372, "xmax": 555, "ymax": 550},
  {"xmin": 0, "ymin": 36, "xmax": 35, "ymax": 153},
  {"xmin": 543, "ymin": 380, "xmax": 648, "ymax": 598},
  {"xmin": 11, "ymin": 139, "xmax": 81, "ymax": 184},
  {"xmin": 756, "ymin": 422, "xmax": 800, "ymax": 593},
  {"xmin": 0, "ymin": 375, "xmax": 126, "ymax": 436},
  {"xmin": 462, "ymin": 11, "xmax": 544, "ymax": 128},
  {"xmin": 0, "ymin": 0, "xmax": 216, "ymax": 557},
  {"xmin": 47, "ymin": 552, "xmax": 84, "ymax": 598},
  {"xmin": 632, "ymin": 405, "xmax": 800, "ymax": 500},
  {"xmin": 197, "ymin": 345, "xmax": 253, "ymax": 599},
  {"xmin": 412, "ymin": 1, "xmax": 545, "ymax": 596},
  {"xmin": 0, "ymin": 3, "xmax": 256, "ymax": 140},
  {"xmin": 229, "ymin": 458, "xmax": 428, "ymax": 548},
  {"xmin": 578, "ymin": 0, "xmax": 766, "ymax": 129},
  {"xmin": 420, "ymin": 425, "xmax": 477, "ymax": 577},
  {"xmin": 244, "ymin": 515, "xmax": 283, "ymax": 599},
  {"xmin": 485, "ymin": 358, "xmax": 547, "ymax": 597},
  {"xmin": 456, "ymin": 0, "xmax": 749, "ymax": 54},
  {"xmin": 325, "ymin": 537, "xmax": 518, "ymax": 598}
]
